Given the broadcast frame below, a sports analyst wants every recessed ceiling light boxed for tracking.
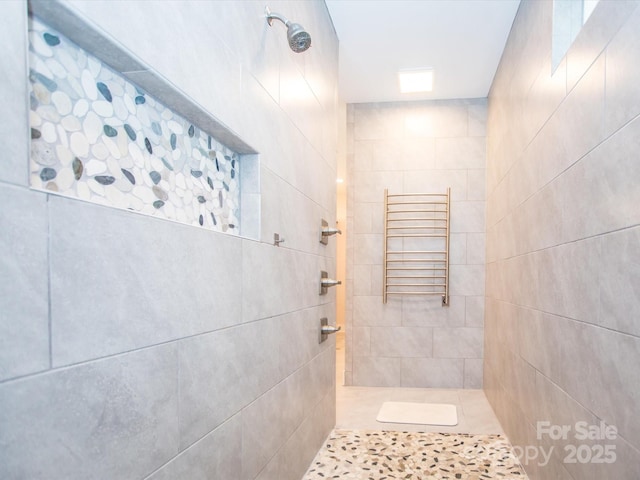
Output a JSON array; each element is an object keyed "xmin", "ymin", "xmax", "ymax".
[
  {"xmin": 336, "ymin": 178, "xmax": 344, "ymax": 184},
  {"xmin": 398, "ymin": 69, "xmax": 434, "ymax": 93}
]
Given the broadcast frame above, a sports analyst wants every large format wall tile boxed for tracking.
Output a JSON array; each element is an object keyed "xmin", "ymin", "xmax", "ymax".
[
  {"xmin": 353, "ymin": 356, "xmax": 402, "ymax": 387},
  {"xmin": 0, "ymin": 344, "xmax": 179, "ymax": 480},
  {"xmin": 0, "ymin": 185, "xmax": 49, "ymax": 381},
  {"xmin": 598, "ymin": 227, "xmax": 640, "ymax": 337},
  {"xmin": 1, "ymin": 2, "xmax": 338, "ymax": 478},
  {"xmin": 401, "ymin": 358, "xmax": 464, "ymax": 388},
  {"xmin": 242, "ymin": 374, "xmax": 306, "ymax": 480},
  {"xmin": 370, "ymin": 326, "xmax": 433, "ymax": 358},
  {"xmin": 271, "ymin": 387, "xmax": 336, "ymax": 480},
  {"xmin": 178, "ymin": 321, "xmax": 280, "ymax": 450},
  {"xmin": 402, "ymin": 295, "xmax": 465, "ymax": 327},
  {"xmin": 276, "ymin": 304, "xmax": 335, "ymax": 379},
  {"xmin": 560, "ymin": 320, "xmax": 640, "ymax": 449},
  {"xmin": 402, "ymin": 170, "xmax": 468, "ymax": 201},
  {"xmin": 433, "ymin": 327, "xmax": 483, "ymax": 359},
  {"xmin": 146, "ymin": 416, "xmax": 242, "ymax": 480},
  {"xmin": 403, "ymin": 102, "xmax": 469, "ymax": 138},
  {"xmin": 347, "ymin": 100, "xmax": 487, "ymax": 387},
  {"xmin": 486, "ymin": 0, "xmax": 640, "ymax": 477},
  {"xmin": 353, "ymin": 296, "xmax": 402, "ymax": 327},
  {"xmin": 241, "ymin": 239, "xmax": 323, "ymax": 322},
  {"xmin": 0, "ymin": 1, "xmax": 29, "ymax": 186},
  {"xmin": 463, "ymin": 358, "xmax": 483, "ymax": 388},
  {"xmin": 559, "ymin": 114, "xmax": 640, "ymax": 242},
  {"xmin": 49, "ymin": 196, "xmax": 243, "ymax": 366},
  {"xmin": 435, "ymin": 137, "xmax": 486, "ymax": 170},
  {"xmin": 260, "ymin": 166, "xmax": 334, "ymax": 256}
]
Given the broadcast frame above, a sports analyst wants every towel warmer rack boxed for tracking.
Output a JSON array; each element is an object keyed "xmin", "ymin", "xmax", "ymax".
[{"xmin": 382, "ymin": 188, "xmax": 450, "ymax": 306}]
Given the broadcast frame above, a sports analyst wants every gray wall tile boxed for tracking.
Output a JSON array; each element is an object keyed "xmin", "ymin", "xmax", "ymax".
[
  {"xmin": 435, "ymin": 137, "xmax": 486, "ymax": 169},
  {"xmin": 433, "ymin": 327, "xmax": 483, "ymax": 359},
  {"xmin": 0, "ymin": 344, "xmax": 179, "ymax": 480},
  {"xmin": 297, "ymin": 348, "xmax": 336, "ymax": 421},
  {"xmin": 347, "ymin": 100, "xmax": 487, "ymax": 386},
  {"xmin": 598, "ymin": 227, "xmax": 640, "ymax": 337},
  {"xmin": 465, "ymin": 296, "xmax": 485, "ymax": 327},
  {"xmin": 276, "ymin": 304, "xmax": 334, "ymax": 378},
  {"xmin": 146, "ymin": 415, "xmax": 242, "ymax": 480},
  {"xmin": 241, "ymin": 239, "xmax": 321, "ymax": 322},
  {"xmin": 178, "ymin": 321, "xmax": 280, "ymax": 450},
  {"xmin": 402, "ymin": 169, "xmax": 468, "ymax": 201},
  {"xmin": 464, "ymin": 358, "xmax": 483, "ymax": 388},
  {"xmin": 352, "ymin": 326, "xmax": 371, "ymax": 356},
  {"xmin": 278, "ymin": 387, "xmax": 336, "ymax": 480},
  {"xmin": 402, "ymin": 295, "xmax": 466, "ymax": 327},
  {"xmin": 0, "ymin": 186, "xmax": 49, "ymax": 381},
  {"xmin": 353, "ymin": 295, "xmax": 402, "ymax": 327},
  {"xmin": 49, "ymin": 197, "xmax": 243, "ymax": 366},
  {"xmin": 401, "ymin": 358, "xmax": 464, "ymax": 388},
  {"xmin": 2, "ymin": 0, "xmax": 338, "ymax": 478},
  {"xmin": 600, "ymin": 1, "xmax": 640, "ymax": 136},
  {"xmin": 559, "ymin": 115, "xmax": 640, "ymax": 243},
  {"xmin": 560, "ymin": 320, "xmax": 640, "ymax": 449},
  {"xmin": 486, "ymin": 0, "xmax": 640, "ymax": 476},
  {"xmin": 0, "ymin": 1, "xmax": 29, "ymax": 186},
  {"xmin": 353, "ymin": 356, "xmax": 402, "ymax": 387},
  {"xmin": 449, "ymin": 264, "xmax": 485, "ymax": 296},
  {"xmin": 450, "ymin": 201, "xmax": 485, "ymax": 233},
  {"xmin": 370, "ymin": 326, "xmax": 433, "ymax": 358},
  {"xmin": 403, "ymin": 103, "xmax": 468, "ymax": 138},
  {"xmin": 242, "ymin": 376, "xmax": 306, "ymax": 480},
  {"xmin": 536, "ymin": 238, "xmax": 600, "ymax": 325}
]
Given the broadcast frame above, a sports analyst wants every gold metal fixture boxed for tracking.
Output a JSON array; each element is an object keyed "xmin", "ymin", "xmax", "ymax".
[{"xmin": 382, "ymin": 188, "xmax": 451, "ymax": 306}]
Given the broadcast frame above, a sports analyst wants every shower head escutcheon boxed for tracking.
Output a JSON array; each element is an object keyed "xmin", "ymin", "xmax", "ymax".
[{"xmin": 265, "ymin": 6, "xmax": 311, "ymax": 53}]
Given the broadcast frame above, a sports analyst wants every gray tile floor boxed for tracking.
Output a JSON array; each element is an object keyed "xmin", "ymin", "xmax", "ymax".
[{"xmin": 335, "ymin": 331, "xmax": 505, "ymax": 435}]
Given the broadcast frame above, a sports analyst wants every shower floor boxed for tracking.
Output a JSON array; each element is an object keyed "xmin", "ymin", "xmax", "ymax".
[
  {"xmin": 324, "ymin": 333, "xmax": 528, "ymax": 478},
  {"xmin": 336, "ymin": 386, "xmax": 503, "ymax": 434},
  {"xmin": 335, "ymin": 332, "xmax": 504, "ymax": 435},
  {"xmin": 303, "ymin": 429, "xmax": 528, "ymax": 479}
]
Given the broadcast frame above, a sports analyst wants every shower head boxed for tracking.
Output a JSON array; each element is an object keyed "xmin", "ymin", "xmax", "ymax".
[
  {"xmin": 286, "ymin": 22, "xmax": 312, "ymax": 53},
  {"xmin": 265, "ymin": 6, "xmax": 311, "ymax": 53}
]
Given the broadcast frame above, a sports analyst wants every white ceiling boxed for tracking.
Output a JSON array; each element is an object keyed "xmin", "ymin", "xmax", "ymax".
[{"xmin": 325, "ymin": 0, "xmax": 521, "ymax": 103}]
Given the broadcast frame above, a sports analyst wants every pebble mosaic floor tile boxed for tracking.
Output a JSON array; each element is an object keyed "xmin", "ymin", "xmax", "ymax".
[
  {"xmin": 28, "ymin": 16, "xmax": 240, "ymax": 234},
  {"xmin": 304, "ymin": 429, "xmax": 529, "ymax": 479}
]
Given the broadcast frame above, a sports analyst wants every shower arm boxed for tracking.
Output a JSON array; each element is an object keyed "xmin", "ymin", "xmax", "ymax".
[
  {"xmin": 266, "ymin": 8, "xmax": 290, "ymax": 28},
  {"xmin": 265, "ymin": 5, "xmax": 311, "ymax": 53}
]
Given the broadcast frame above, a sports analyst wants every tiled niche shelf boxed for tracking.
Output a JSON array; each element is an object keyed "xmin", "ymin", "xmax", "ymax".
[{"xmin": 27, "ymin": 1, "xmax": 260, "ymax": 239}]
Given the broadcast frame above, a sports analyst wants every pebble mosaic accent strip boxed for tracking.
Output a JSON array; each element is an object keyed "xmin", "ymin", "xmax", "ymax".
[
  {"xmin": 304, "ymin": 429, "xmax": 529, "ymax": 479},
  {"xmin": 28, "ymin": 17, "xmax": 240, "ymax": 234}
]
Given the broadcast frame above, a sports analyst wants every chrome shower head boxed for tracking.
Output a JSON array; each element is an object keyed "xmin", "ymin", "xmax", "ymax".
[
  {"xmin": 266, "ymin": 6, "xmax": 312, "ymax": 53},
  {"xmin": 286, "ymin": 22, "xmax": 311, "ymax": 53}
]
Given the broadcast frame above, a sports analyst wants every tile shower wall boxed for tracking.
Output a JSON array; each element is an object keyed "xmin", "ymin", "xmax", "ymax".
[
  {"xmin": 345, "ymin": 100, "xmax": 487, "ymax": 388},
  {"xmin": 29, "ymin": 17, "xmax": 242, "ymax": 234},
  {"xmin": 485, "ymin": 0, "xmax": 640, "ymax": 478},
  {"xmin": 0, "ymin": 1, "xmax": 338, "ymax": 479}
]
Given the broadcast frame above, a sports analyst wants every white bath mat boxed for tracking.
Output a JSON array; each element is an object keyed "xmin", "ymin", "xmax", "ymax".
[{"xmin": 376, "ymin": 401, "xmax": 458, "ymax": 426}]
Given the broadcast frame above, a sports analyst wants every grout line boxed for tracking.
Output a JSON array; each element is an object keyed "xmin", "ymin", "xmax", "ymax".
[
  {"xmin": 484, "ymin": 298, "xmax": 640, "ymax": 340},
  {"xmin": 46, "ymin": 194, "xmax": 53, "ymax": 369}
]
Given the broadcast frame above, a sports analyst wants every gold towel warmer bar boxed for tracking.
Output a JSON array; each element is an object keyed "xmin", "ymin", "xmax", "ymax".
[{"xmin": 382, "ymin": 188, "xmax": 451, "ymax": 306}]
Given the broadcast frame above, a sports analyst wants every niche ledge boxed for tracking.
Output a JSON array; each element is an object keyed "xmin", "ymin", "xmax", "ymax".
[{"xmin": 27, "ymin": 0, "xmax": 260, "ymax": 239}]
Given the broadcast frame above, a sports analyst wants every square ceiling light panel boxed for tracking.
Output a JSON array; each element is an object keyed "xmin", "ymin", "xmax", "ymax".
[{"xmin": 398, "ymin": 69, "xmax": 434, "ymax": 93}]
